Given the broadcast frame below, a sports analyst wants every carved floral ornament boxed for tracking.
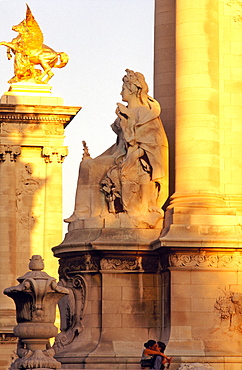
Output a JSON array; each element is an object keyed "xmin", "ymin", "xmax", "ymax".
[{"xmin": 169, "ymin": 251, "xmax": 242, "ymax": 269}]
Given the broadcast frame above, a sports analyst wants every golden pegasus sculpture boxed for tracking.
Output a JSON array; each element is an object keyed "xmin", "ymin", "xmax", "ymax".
[{"xmin": 0, "ymin": 4, "xmax": 69, "ymax": 84}]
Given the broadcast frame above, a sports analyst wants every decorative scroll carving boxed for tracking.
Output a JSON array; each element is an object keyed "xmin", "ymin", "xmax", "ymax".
[
  {"xmin": 100, "ymin": 256, "xmax": 143, "ymax": 270},
  {"xmin": 169, "ymin": 251, "xmax": 242, "ymax": 269},
  {"xmin": 58, "ymin": 254, "xmax": 99, "ymax": 278},
  {"xmin": 214, "ymin": 289, "xmax": 242, "ymax": 332},
  {"xmin": 54, "ymin": 274, "xmax": 87, "ymax": 352},
  {"xmin": 0, "ymin": 144, "xmax": 21, "ymax": 161},
  {"xmin": 42, "ymin": 146, "xmax": 68, "ymax": 163},
  {"xmin": 227, "ymin": 0, "xmax": 242, "ymax": 23}
]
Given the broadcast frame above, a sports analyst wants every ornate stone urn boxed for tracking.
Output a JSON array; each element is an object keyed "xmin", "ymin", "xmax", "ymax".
[{"xmin": 4, "ymin": 255, "xmax": 69, "ymax": 369}]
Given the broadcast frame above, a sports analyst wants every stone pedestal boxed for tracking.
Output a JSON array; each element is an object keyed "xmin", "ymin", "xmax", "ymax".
[
  {"xmin": 0, "ymin": 100, "xmax": 80, "ymax": 368},
  {"xmin": 52, "ymin": 224, "xmax": 170, "ymax": 369},
  {"xmin": 0, "ymin": 82, "xmax": 64, "ymax": 106}
]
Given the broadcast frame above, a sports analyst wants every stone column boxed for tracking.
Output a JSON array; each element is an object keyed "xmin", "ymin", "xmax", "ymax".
[
  {"xmin": 154, "ymin": 0, "xmax": 176, "ymax": 197},
  {"xmin": 173, "ymin": 0, "xmax": 221, "ymax": 207},
  {"xmin": 0, "ymin": 103, "xmax": 80, "ymax": 366},
  {"xmin": 154, "ymin": 0, "xmax": 240, "ymax": 247}
]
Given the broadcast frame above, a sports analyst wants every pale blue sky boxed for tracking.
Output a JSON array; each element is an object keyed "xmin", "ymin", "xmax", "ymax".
[{"xmin": 0, "ymin": 0, "xmax": 155, "ymax": 234}]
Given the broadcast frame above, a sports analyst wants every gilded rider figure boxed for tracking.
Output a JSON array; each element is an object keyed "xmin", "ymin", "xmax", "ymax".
[{"xmin": 0, "ymin": 5, "xmax": 69, "ymax": 84}]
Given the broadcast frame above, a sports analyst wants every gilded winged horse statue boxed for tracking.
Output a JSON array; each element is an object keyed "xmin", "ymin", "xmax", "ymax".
[{"xmin": 0, "ymin": 5, "xmax": 69, "ymax": 84}]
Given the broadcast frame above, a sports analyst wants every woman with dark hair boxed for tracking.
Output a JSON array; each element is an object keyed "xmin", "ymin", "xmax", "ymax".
[
  {"xmin": 140, "ymin": 339, "xmax": 171, "ymax": 369},
  {"xmin": 156, "ymin": 342, "xmax": 173, "ymax": 369}
]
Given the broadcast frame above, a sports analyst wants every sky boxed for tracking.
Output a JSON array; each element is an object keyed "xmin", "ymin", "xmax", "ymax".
[{"xmin": 0, "ymin": 0, "xmax": 155, "ymax": 234}]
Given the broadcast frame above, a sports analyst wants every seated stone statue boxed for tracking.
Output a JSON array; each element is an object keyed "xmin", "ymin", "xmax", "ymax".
[{"xmin": 65, "ymin": 69, "xmax": 168, "ymax": 228}]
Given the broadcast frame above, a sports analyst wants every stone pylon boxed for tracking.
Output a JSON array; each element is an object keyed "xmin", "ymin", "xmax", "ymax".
[
  {"xmin": 0, "ymin": 90, "xmax": 80, "ymax": 368},
  {"xmin": 154, "ymin": 0, "xmax": 242, "ymax": 369}
]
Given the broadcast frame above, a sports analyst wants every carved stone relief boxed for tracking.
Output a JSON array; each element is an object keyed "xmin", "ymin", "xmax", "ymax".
[
  {"xmin": 214, "ymin": 289, "xmax": 242, "ymax": 332},
  {"xmin": 100, "ymin": 256, "xmax": 143, "ymax": 270},
  {"xmin": 169, "ymin": 251, "xmax": 242, "ymax": 269},
  {"xmin": 16, "ymin": 163, "xmax": 43, "ymax": 229},
  {"xmin": 0, "ymin": 121, "xmax": 64, "ymax": 135}
]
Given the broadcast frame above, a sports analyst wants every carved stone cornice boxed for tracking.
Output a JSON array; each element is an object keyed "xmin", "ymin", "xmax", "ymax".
[
  {"xmin": 0, "ymin": 104, "xmax": 81, "ymax": 129},
  {"xmin": 169, "ymin": 251, "xmax": 242, "ymax": 269},
  {"xmin": 0, "ymin": 144, "xmax": 21, "ymax": 161},
  {"xmin": 0, "ymin": 113, "xmax": 71, "ymax": 124},
  {"xmin": 42, "ymin": 146, "xmax": 68, "ymax": 163}
]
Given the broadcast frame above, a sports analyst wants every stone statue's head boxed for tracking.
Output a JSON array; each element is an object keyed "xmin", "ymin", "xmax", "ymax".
[{"xmin": 122, "ymin": 69, "xmax": 149, "ymax": 105}]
